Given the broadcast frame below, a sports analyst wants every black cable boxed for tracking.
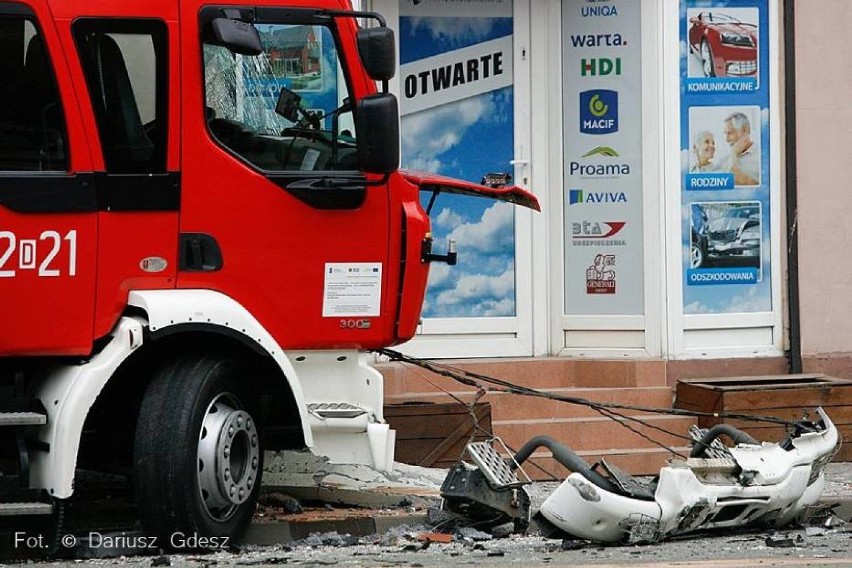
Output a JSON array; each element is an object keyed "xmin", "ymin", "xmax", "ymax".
[
  {"xmin": 380, "ymin": 350, "xmax": 695, "ymax": 458},
  {"xmin": 378, "ymin": 348, "xmax": 800, "ymax": 429}
]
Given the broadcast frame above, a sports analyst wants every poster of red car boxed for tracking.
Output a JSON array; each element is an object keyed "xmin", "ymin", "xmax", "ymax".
[{"xmin": 687, "ymin": 8, "xmax": 758, "ymax": 79}]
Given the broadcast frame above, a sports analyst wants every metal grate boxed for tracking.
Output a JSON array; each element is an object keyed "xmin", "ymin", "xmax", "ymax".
[
  {"xmin": 307, "ymin": 402, "xmax": 367, "ymax": 419},
  {"xmin": 688, "ymin": 425, "xmax": 734, "ymax": 460},
  {"xmin": 685, "ymin": 457, "xmax": 739, "ymax": 475},
  {"xmin": 0, "ymin": 412, "xmax": 47, "ymax": 426},
  {"xmin": 618, "ymin": 513, "xmax": 663, "ymax": 544},
  {"xmin": 466, "ymin": 438, "xmax": 530, "ymax": 488}
]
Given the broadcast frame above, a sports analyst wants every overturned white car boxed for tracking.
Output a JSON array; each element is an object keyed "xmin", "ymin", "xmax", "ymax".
[{"xmin": 440, "ymin": 408, "xmax": 839, "ymax": 544}]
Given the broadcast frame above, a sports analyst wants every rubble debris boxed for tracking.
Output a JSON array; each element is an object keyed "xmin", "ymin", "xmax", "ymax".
[
  {"xmin": 417, "ymin": 532, "xmax": 453, "ymax": 544},
  {"xmin": 560, "ymin": 538, "xmax": 588, "ymax": 551},
  {"xmin": 259, "ymin": 493, "xmax": 304, "ymax": 515},
  {"xmin": 764, "ymin": 534, "xmax": 797, "ymax": 548},
  {"xmin": 151, "ymin": 556, "xmax": 171, "ymax": 567},
  {"xmin": 490, "ymin": 522, "xmax": 515, "ymax": 538},
  {"xmin": 455, "ymin": 527, "xmax": 492, "ymax": 541},
  {"xmin": 300, "ymin": 531, "xmax": 359, "ymax": 547},
  {"xmin": 426, "ymin": 506, "xmax": 470, "ymax": 531}
]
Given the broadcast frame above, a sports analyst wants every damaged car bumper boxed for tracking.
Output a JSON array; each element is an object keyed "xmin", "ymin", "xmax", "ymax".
[{"xmin": 538, "ymin": 408, "xmax": 839, "ymax": 543}]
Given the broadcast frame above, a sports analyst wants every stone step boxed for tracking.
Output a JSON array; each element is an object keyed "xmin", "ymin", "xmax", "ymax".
[
  {"xmin": 386, "ymin": 386, "xmax": 675, "ymax": 422},
  {"xmin": 490, "ymin": 415, "xmax": 695, "ymax": 455},
  {"xmin": 378, "ymin": 358, "xmax": 666, "ymax": 397},
  {"xmin": 518, "ymin": 446, "xmax": 690, "ymax": 479}
]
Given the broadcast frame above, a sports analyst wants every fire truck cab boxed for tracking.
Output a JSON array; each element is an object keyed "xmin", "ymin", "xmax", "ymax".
[{"xmin": 0, "ymin": 0, "xmax": 537, "ymax": 545}]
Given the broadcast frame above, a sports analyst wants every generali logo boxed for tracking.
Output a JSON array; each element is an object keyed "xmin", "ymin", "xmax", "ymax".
[{"xmin": 586, "ymin": 253, "xmax": 616, "ymax": 294}]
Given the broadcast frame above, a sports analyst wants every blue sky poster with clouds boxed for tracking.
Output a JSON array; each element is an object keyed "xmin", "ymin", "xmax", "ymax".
[{"xmin": 399, "ymin": 1, "xmax": 516, "ymax": 318}]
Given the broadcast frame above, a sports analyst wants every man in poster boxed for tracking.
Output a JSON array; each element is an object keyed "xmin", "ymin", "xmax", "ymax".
[{"xmin": 722, "ymin": 111, "xmax": 759, "ymax": 185}]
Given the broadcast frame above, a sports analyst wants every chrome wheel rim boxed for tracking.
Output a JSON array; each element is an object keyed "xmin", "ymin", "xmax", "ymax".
[
  {"xmin": 197, "ymin": 393, "xmax": 260, "ymax": 522},
  {"xmin": 690, "ymin": 244, "xmax": 703, "ymax": 268}
]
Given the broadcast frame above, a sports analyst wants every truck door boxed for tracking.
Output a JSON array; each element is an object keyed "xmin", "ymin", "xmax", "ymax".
[
  {"xmin": 0, "ymin": 1, "xmax": 97, "ymax": 355},
  {"xmin": 179, "ymin": 5, "xmax": 392, "ymax": 349},
  {"xmin": 66, "ymin": 12, "xmax": 181, "ymax": 339}
]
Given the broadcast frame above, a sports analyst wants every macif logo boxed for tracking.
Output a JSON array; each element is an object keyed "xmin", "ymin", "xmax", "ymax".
[{"xmin": 580, "ymin": 90, "xmax": 618, "ymax": 135}]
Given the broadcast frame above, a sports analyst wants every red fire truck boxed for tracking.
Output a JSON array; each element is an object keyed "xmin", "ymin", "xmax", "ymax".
[{"xmin": 0, "ymin": 0, "xmax": 537, "ymax": 545}]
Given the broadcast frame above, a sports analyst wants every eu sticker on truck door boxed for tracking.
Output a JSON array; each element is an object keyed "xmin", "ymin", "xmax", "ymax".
[{"xmin": 323, "ymin": 263, "xmax": 382, "ymax": 317}]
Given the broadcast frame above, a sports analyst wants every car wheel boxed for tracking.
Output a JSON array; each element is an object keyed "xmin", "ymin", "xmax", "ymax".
[
  {"xmin": 134, "ymin": 355, "xmax": 262, "ymax": 545},
  {"xmin": 690, "ymin": 243, "xmax": 705, "ymax": 269},
  {"xmin": 700, "ymin": 40, "xmax": 716, "ymax": 77}
]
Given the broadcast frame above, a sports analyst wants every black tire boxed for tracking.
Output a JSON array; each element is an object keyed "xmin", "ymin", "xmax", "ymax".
[{"xmin": 134, "ymin": 355, "xmax": 262, "ymax": 545}]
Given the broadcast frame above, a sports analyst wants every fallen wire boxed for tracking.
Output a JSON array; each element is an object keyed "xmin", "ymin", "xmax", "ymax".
[
  {"xmin": 377, "ymin": 348, "xmax": 802, "ymax": 457},
  {"xmin": 401, "ymin": 363, "xmax": 560, "ymax": 480}
]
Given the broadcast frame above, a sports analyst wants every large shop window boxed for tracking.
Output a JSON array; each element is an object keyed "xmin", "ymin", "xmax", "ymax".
[{"xmin": 399, "ymin": 3, "xmax": 518, "ymax": 319}]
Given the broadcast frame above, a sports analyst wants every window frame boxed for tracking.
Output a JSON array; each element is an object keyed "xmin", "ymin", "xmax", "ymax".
[
  {"xmin": 71, "ymin": 17, "xmax": 169, "ymax": 174},
  {"xmin": 0, "ymin": 12, "xmax": 70, "ymax": 172}
]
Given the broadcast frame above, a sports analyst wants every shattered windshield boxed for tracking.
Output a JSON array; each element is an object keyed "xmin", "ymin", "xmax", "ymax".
[{"xmin": 203, "ymin": 23, "xmax": 358, "ymax": 171}]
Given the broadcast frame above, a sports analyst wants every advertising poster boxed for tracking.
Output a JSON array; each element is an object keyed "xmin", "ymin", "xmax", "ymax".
[
  {"xmin": 680, "ymin": 0, "xmax": 771, "ymax": 314},
  {"xmin": 562, "ymin": 0, "xmax": 644, "ymax": 315},
  {"xmin": 399, "ymin": 0, "xmax": 516, "ymax": 318}
]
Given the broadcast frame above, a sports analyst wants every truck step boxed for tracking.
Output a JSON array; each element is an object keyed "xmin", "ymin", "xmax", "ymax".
[
  {"xmin": 0, "ymin": 412, "xmax": 47, "ymax": 427},
  {"xmin": 0, "ymin": 501, "xmax": 53, "ymax": 516},
  {"xmin": 307, "ymin": 402, "xmax": 368, "ymax": 419}
]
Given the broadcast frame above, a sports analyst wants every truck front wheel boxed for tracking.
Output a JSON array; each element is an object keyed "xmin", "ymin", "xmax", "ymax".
[{"xmin": 134, "ymin": 355, "xmax": 262, "ymax": 544}]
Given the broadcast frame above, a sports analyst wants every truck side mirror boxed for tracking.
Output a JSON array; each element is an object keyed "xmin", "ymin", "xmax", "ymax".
[
  {"xmin": 210, "ymin": 17, "xmax": 262, "ymax": 56},
  {"xmin": 356, "ymin": 27, "xmax": 395, "ymax": 82},
  {"xmin": 355, "ymin": 93, "xmax": 399, "ymax": 174}
]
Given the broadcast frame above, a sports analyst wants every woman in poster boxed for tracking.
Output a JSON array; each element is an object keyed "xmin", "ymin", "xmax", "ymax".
[{"xmin": 690, "ymin": 130, "xmax": 719, "ymax": 172}]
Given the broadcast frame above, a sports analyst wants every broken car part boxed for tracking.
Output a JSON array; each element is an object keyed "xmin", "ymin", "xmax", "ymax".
[
  {"xmin": 439, "ymin": 439, "xmax": 531, "ymax": 532},
  {"xmin": 539, "ymin": 407, "xmax": 839, "ymax": 543}
]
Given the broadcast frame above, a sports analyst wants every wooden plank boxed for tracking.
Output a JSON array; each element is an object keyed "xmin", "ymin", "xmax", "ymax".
[
  {"xmin": 721, "ymin": 408, "xmax": 852, "ymax": 427},
  {"xmin": 723, "ymin": 387, "xmax": 852, "ymax": 411},
  {"xmin": 385, "ymin": 402, "xmax": 492, "ymax": 467},
  {"xmin": 674, "ymin": 383, "xmax": 724, "ymax": 414},
  {"xmin": 389, "ymin": 414, "xmax": 481, "ymax": 439},
  {"xmin": 384, "ymin": 402, "xmax": 474, "ymax": 418},
  {"xmin": 419, "ymin": 404, "xmax": 491, "ymax": 467},
  {"xmin": 678, "ymin": 374, "xmax": 844, "ymax": 387}
]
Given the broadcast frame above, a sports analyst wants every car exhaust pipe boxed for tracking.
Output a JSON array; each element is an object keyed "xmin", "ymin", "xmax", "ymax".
[
  {"xmin": 689, "ymin": 424, "xmax": 759, "ymax": 458},
  {"xmin": 510, "ymin": 435, "xmax": 620, "ymax": 493}
]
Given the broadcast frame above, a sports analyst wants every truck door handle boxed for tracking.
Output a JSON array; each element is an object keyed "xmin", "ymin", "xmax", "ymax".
[{"xmin": 274, "ymin": 176, "xmax": 367, "ymax": 210}]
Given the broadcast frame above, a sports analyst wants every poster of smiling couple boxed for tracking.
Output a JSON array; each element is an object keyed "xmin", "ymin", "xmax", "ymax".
[
  {"xmin": 681, "ymin": 0, "xmax": 772, "ymax": 314},
  {"xmin": 398, "ymin": 0, "xmax": 516, "ymax": 319}
]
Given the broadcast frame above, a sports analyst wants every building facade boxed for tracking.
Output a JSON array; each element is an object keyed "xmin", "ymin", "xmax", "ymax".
[{"xmin": 358, "ymin": 0, "xmax": 851, "ymax": 383}]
